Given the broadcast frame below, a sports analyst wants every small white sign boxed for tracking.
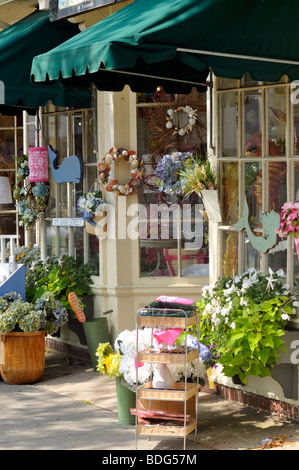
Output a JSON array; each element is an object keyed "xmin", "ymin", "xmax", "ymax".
[{"xmin": 52, "ymin": 218, "xmax": 84, "ymax": 227}]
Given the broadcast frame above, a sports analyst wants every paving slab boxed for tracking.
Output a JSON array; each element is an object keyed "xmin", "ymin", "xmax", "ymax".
[{"xmin": 0, "ymin": 351, "xmax": 298, "ymax": 451}]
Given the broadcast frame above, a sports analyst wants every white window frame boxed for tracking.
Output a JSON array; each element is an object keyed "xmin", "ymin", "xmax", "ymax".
[{"xmin": 215, "ymin": 76, "xmax": 297, "ymax": 290}]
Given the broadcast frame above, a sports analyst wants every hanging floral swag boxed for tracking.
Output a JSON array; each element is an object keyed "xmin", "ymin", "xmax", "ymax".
[
  {"xmin": 13, "ymin": 154, "xmax": 49, "ymax": 229},
  {"xmin": 98, "ymin": 147, "xmax": 144, "ymax": 196}
]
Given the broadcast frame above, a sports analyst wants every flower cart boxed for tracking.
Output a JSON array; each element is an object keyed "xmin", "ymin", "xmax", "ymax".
[{"xmin": 134, "ymin": 297, "xmax": 200, "ymax": 451}]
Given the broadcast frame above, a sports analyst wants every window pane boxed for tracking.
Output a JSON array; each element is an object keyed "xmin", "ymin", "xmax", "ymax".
[
  {"xmin": 221, "ymin": 162, "xmax": 239, "ymax": 225},
  {"xmin": 222, "ymin": 231, "xmax": 238, "ymax": 277},
  {"xmin": 140, "ymin": 202, "xmax": 179, "ymax": 277},
  {"xmin": 244, "ymin": 90, "xmax": 262, "ymax": 157},
  {"xmin": 268, "ymin": 164, "xmax": 286, "ymax": 275},
  {"xmin": 267, "ymin": 87, "xmax": 286, "ymax": 157},
  {"xmin": 219, "ymin": 92, "xmax": 238, "ymax": 157},
  {"xmin": 244, "ymin": 161, "xmax": 262, "ymax": 271}
]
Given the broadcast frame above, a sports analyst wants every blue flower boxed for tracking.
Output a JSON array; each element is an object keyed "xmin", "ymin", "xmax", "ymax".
[
  {"xmin": 199, "ymin": 343, "xmax": 213, "ymax": 362},
  {"xmin": 155, "ymin": 152, "xmax": 193, "ymax": 196}
]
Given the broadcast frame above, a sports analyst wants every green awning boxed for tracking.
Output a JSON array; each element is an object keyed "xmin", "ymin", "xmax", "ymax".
[
  {"xmin": 0, "ymin": 9, "xmax": 91, "ymax": 110},
  {"xmin": 31, "ymin": 0, "xmax": 299, "ymax": 92}
]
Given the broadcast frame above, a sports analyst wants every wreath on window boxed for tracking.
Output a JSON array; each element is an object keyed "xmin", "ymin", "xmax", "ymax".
[
  {"xmin": 13, "ymin": 154, "xmax": 49, "ymax": 229},
  {"xmin": 165, "ymin": 105, "xmax": 197, "ymax": 136},
  {"xmin": 98, "ymin": 147, "xmax": 144, "ymax": 196}
]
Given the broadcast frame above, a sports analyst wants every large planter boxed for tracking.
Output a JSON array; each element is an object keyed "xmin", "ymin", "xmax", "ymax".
[
  {"xmin": 83, "ymin": 317, "xmax": 110, "ymax": 371},
  {"xmin": 0, "ymin": 331, "xmax": 45, "ymax": 384},
  {"xmin": 201, "ymin": 189, "xmax": 222, "ymax": 222},
  {"xmin": 115, "ymin": 377, "xmax": 136, "ymax": 425}
]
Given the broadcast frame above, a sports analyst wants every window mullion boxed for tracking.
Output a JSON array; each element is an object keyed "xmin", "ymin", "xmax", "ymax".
[
  {"xmin": 238, "ymin": 90, "xmax": 245, "ymax": 274},
  {"xmin": 286, "ymin": 85, "xmax": 294, "ymax": 288},
  {"xmin": 261, "ymin": 87, "xmax": 268, "ymax": 273}
]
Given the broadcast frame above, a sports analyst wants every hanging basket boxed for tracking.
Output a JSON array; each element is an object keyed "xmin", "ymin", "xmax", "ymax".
[
  {"xmin": 0, "ymin": 331, "xmax": 45, "ymax": 384},
  {"xmin": 201, "ymin": 189, "xmax": 222, "ymax": 223},
  {"xmin": 28, "ymin": 146, "xmax": 49, "ymax": 182},
  {"xmin": 84, "ymin": 213, "xmax": 107, "ymax": 236}
]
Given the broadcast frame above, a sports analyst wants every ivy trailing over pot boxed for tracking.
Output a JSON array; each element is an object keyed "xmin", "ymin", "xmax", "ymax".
[{"xmin": 198, "ymin": 268, "xmax": 298, "ymax": 385}]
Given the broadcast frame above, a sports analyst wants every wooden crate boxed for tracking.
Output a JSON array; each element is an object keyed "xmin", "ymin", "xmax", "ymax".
[
  {"xmin": 137, "ymin": 314, "xmax": 199, "ymax": 329},
  {"xmin": 138, "ymin": 348, "xmax": 198, "ymax": 364}
]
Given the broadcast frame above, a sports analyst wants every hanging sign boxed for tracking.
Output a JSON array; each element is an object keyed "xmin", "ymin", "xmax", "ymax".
[
  {"xmin": 52, "ymin": 218, "xmax": 84, "ymax": 227},
  {"xmin": 49, "ymin": 0, "xmax": 127, "ymax": 21}
]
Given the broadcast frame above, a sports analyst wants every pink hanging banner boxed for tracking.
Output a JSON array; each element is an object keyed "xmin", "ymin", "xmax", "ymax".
[
  {"xmin": 28, "ymin": 146, "xmax": 49, "ymax": 182},
  {"xmin": 294, "ymin": 237, "xmax": 299, "ymax": 262}
]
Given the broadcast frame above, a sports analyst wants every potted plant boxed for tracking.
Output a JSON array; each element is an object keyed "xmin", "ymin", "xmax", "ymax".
[
  {"xmin": 0, "ymin": 291, "xmax": 68, "ymax": 384},
  {"xmin": 96, "ymin": 328, "xmax": 153, "ymax": 425},
  {"xmin": 77, "ymin": 185, "xmax": 107, "ymax": 235},
  {"xmin": 179, "ymin": 157, "xmax": 221, "ymax": 222},
  {"xmin": 25, "ymin": 254, "xmax": 94, "ymax": 310},
  {"xmin": 24, "ymin": 254, "xmax": 95, "ymax": 345},
  {"xmin": 198, "ymin": 268, "xmax": 297, "ymax": 385}
]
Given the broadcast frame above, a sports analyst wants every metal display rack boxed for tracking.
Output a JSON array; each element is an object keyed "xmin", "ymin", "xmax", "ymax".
[{"xmin": 135, "ymin": 307, "xmax": 200, "ymax": 450}]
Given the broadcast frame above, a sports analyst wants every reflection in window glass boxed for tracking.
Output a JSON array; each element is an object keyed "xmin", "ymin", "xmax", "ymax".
[
  {"xmin": 267, "ymin": 88, "xmax": 286, "ymax": 157},
  {"xmin": 222, "ymin": 231, "xmax": 238, "ymax": 277},
  {"xmin": 244, "ymin": 161, "xmax": 262, "ymax": 271},
  {"xmin": 137, "ymin": 90, "xmax": 208, "ymax": 278},
  {"xmin": 219, "ymin": 92, "xmax": 238, "ymax": 157},
  {"xmin": 244, "ymin": 91, "xmax": 262, "ymax": 157},
  {"xmin": 221, "ymin": 162, "xmax": 239, "ymax": 225}
]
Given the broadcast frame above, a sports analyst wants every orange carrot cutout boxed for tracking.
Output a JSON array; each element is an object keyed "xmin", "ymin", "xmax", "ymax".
[{"xmin": 68, "ymin": 292, "xmax": 86, "ymax": 323}]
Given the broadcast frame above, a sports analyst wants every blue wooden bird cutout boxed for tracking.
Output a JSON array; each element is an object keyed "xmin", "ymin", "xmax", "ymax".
[{"xmin": 48, "ymin": 145, "xmax": 83, "ymax": 184}]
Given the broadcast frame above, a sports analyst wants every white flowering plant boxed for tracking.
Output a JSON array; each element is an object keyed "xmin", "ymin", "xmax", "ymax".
[
  {"xmin": 96, "ymin": 329, "xmax": 153, "ymax": 389},
  {"xmin": 198, "ymin": 268, "xmax": 297, "ymax": 385},
  {"xmin": 77, "ymin": 188, "xmax": 106, "ymax": 224},
  {"xmin": 114, "ymin": 328, "xmax": 153, "ymax": 388}
]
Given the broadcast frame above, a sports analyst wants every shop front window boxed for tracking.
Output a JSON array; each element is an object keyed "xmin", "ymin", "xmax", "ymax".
[
  {"xmin": 0, "ymin": 114, "xmax": 25, "ymax": 244},
  {"xmin": 137, "ymin": 89, "xmax": 208, "ymax": 278},
  {"xmin": 217, "ymin": 74, "xmax": 293, "ymax": 289},
  {"xmin": 42, "ymin": 104, "xmax": 99, "ymax": 275}
]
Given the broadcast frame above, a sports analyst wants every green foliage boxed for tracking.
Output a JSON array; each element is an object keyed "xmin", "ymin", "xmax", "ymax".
[
  {"xmin": 198, "ymin": 268, "xmax": 297, "ymax": 384},
  {"xmin": 0, "ymin": 291, "xmax": 68, "ymax": 334},
  {"xmin": 179, "ymin": 156, "xmax": 218, "ymax": 196},
  {"xmin": 25, "ymin": 255, "xmax": 94, "ymax": 310}
]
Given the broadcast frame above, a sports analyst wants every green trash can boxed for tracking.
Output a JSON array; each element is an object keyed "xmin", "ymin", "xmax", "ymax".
[{"xmin": 83, "ymin": 317, "xmax": 110, "ymax": 371}]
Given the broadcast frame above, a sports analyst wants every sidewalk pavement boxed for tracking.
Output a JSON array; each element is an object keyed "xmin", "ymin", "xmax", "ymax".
[{"xmin": 0, "ymin": 350, "xmax": 298, "ymax": 451}]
